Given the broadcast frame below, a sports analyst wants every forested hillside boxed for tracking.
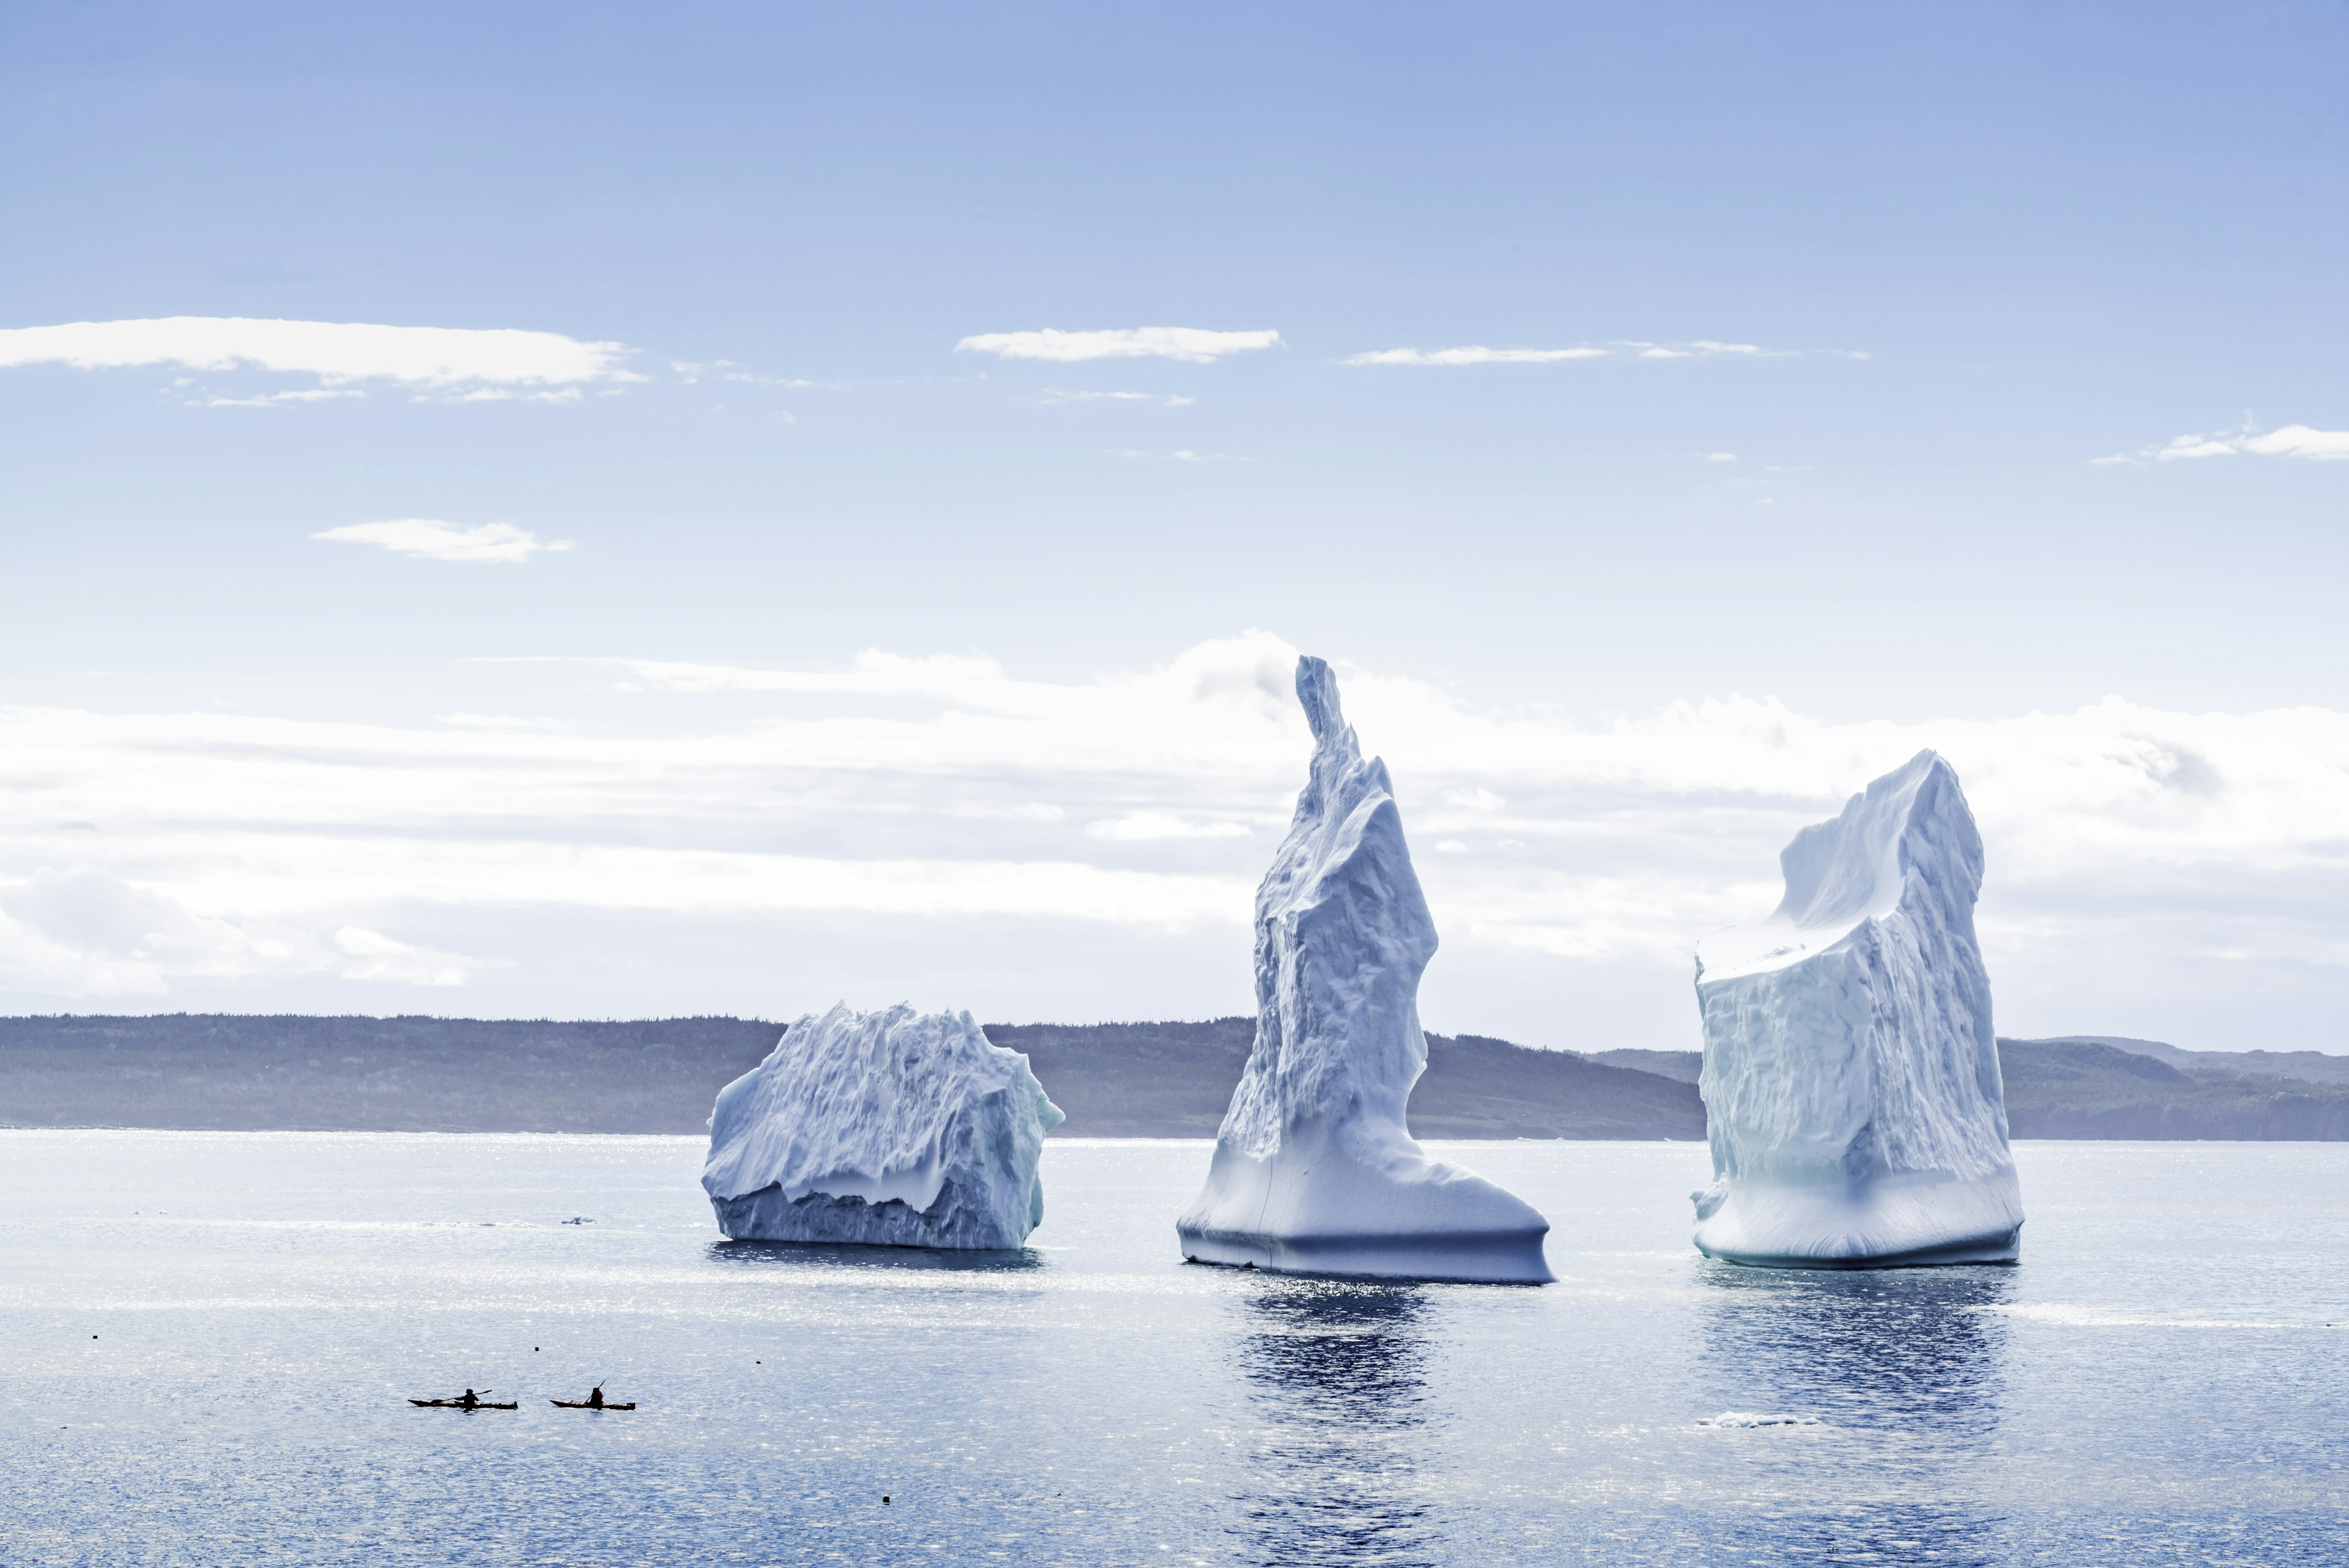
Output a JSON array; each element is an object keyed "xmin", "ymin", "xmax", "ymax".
[
  {"xmin": 1583, "ymin": 1038, "xmax": 2349, "ymax": 1141},
  {"xmin": 993, "ymin": 1020, "xmax": 1705, "ymax": 1139},
  {"xmin": 0, "ymin": 1013, "xmax": 1703, "ymax": 1139},
  {"xmin": 2, "ymin": 1014, "xmax": 2344, "ymax": 1140},
  {"xmin": 0, "ymin": 1014, "xmax": 780, "ymax": 1133}
]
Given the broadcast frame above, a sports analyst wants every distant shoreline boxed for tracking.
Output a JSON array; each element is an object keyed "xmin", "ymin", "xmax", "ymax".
[{"xmin": 3, "ymin": 1015, "xmax": 2345, "ymax": 1142}]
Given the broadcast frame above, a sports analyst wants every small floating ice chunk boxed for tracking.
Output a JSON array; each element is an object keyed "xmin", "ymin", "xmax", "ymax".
[
  {"xmin": 1174, "ymin": 656, "xmax": 1551, "ymax": 1284},
  {"xmin": 1697, "ymin": 1411, "xmax": 1823, "ymax": 1429},
  {"xmin": 1691, "ymin": 750, "xmax": 2024, "ymax": 1268},
  {"xmin": 702, "ymin": 1003, "xmax": 1063, "ymax": 1249}
]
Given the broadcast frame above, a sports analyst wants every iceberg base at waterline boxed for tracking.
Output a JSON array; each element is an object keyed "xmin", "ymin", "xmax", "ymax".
[
  {"xmin": 1178, "ymin": 1226, "xmax": 1554, "ymax": 1284},
  {"xmin": 1177, "ymin": 1132, "xmax": 1553, "ymax": 1285},
  {"xmin": 1690, "ymin": 1167, "xmax": 2023, "ymax": 1269},
  {"xmin": 710, "ymin": 1174, "xmax": 1043, "ymax": 1250},
  {"xmin": 702, "ymin": 1002, "xmax": 1063, "ymax": 1251}
]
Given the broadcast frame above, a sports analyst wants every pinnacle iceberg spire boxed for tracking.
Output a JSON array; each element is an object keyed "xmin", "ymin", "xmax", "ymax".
[
  {"xmin": 1691, "ymin": 749, "xmax": 2024, "ymax": 1267},
  {"xmin": 1175, "ymin": 655, "xmax": 1551, "ymax": 1283}
]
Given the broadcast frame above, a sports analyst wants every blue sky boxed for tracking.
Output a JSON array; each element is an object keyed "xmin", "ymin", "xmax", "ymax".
[{"xmin": 3, "ymin": 3, "xmax": 2346, "ymax": 1047}]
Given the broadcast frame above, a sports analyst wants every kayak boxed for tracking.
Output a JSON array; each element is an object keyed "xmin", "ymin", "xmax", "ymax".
[
  {"xmin": 409, "ymin": 1399, "xmax": 519, "ymax": 1409},
  {"xmin": 551, "ymin": 1400, "xmax": 636, "ymax": 1410}
]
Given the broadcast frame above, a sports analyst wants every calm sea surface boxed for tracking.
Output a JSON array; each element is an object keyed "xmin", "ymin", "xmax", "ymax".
[{"xmin": 2, "ymin": 1132, "xmax": 2343, "ymax": 1566}]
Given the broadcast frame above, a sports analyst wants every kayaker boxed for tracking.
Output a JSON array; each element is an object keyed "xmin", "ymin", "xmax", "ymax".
[
  {"xmin": 461, "ymin": 1388, "xmax": 480, "ymax": 1410},
  {"xmin": 587, "ymin": 1386, "xmax": 605, "ymax": 1409}
]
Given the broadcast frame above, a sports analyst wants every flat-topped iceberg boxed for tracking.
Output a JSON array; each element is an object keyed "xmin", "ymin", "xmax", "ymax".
[
  {"xmin": 1692, "ymin": 749, "xmax": 2023, "ymax": 1268},
  {"xmin": 703, "ymin": 1003, "xmax": 1064, "ymax": 1249},
  {"xmin": 1176, "ymin": 656, "xmax": 1551, "ymax": 1284}
]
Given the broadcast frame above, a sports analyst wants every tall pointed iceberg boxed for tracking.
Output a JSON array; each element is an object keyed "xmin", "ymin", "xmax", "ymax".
[
  {"xmin": 1691, "ymin": 749, "xmax": 2023, "ymax": 1268},
  {"xmin": 1176, "ymin": 656, "xmax": 1551, "ymax": 1283}
]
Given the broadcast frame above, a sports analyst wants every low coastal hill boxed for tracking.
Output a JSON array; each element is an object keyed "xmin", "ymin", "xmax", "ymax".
[
  {"xmin": 1997, "ymin": 1036, "xmax": 2349, "ymax": 1140},
  {"xmin": 1, "ymin": 1014, "xmax": 2343, "ymax": 1140},
  {"xmin": 992, "ymin": 1020, "xmax": 1706, "ymax": 1139},
  {"xmin": 2031, "ymin": 1034, "xmax": 2349, "ymax": 1088},
  {"xmin": 0, "ymin": 1013, "xmax": 779, "ymax": 1135},
  {"xmin": 1597, "ymin": 1037, "xmax": 2349, "ymax": 1141},
  {"xmin": 0, "ymin": 1013, "xmax": 1702, "ymax": 1140},
  {"xmin": 1589, "ymin": 1048, "xmax": 1703, "ymax": 1084}
]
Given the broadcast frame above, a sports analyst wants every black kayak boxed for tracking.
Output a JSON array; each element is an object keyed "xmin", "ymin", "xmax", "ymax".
[
  {"xmin": 409, "ymin": 1398, "xmax": 519, "ymax": 1409},
  {"xmin": 551, "ymin": 1399, "xmax": 636, "ymax": 1410}
]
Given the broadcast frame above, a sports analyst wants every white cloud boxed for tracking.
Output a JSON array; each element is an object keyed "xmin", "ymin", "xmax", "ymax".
[
  {"xmin": 1034, "ymin": 387, "xmax": 1205, "ymax": 408},
  {"xmin": 0, "ymin": 318, "xmax": 637, "ymax": 396},
  {"xmin": 1037, "ymin": 388, "xmax": 1156, "ymax": 404},
  {"xmin": 199, "ymin": 388, "xmax": 366, "ymax": 409},
  {"xmin": 437, "ymin": 713, "xmax": 568, "ymax": 731},
  {"xmin": 581, "ymin": 649, "xmax": 1025, "ymax": 703},
  {"xmin": 1086, "ymin": 813, "xmax": 1254, "ymax": 842},
  {"xmin": 315, "ymin": 520, "xmax": 575, "ymax": 564},
  {"xmin": 0, "ymin": 869, "xmax": 495, "ymax": 995},
  {"xmin": 443, "ymin": 386, "xmax": 585, "ymax": 405},
  {"xmin": 2159, "ymin": 424, "xmax": 2349, "ymax": 462},
  {"xmin": 1109, "ymin": 448, "xmax": 1233, "ymax": 462},
  {"xmin": 955, "ymin": 327, "xmax": 1281, "ymax": 363},
  {"xmin": 2098, "ymin": 422, "xmax": 2349, "ymax": 466},
  {"xmin": 1345, "ymin": 346, "xmax": 1610, "ymax": 366},
  {"xmin": 671, "ymin": 359, "xmax": 818, "ymax": 388},
  {"xmin": 1646, "ymin": 339, "xmax": 1764, "ymax": 357},
  {"xmin": 332, "ymin": 926, "xmax": 489, "ymax": 987},
  {"xmin": 946, "ymin": 801, "xmax": 1066, "ymax": 823},
  {"xmin": 1705, "ymin": 452, "xmax": 1738, "ymax": 464},
  {"xmin": 1346, "ymin": 340, "xmax": 1791, "ymax": 366},
  {"xmin": 11, "ymin": 630, "xmax": 2349, "ymax": 1045},
  {"xmin": 0, "ymin": 871, "xmax": 232, "ymax": 996}
]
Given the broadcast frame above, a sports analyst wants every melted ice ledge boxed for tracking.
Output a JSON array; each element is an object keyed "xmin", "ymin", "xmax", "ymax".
[
  {"xmin": 1174, "ymin": 656, "xmax": 1550, "ymax": 1283},
  {"xmin": 703, "ymin": 1003, "xmax": 1063, "ymax": 1249},
  {"xmin": 1692, "ymin": 749, "xmax": 2023, "ymax": 1268}
]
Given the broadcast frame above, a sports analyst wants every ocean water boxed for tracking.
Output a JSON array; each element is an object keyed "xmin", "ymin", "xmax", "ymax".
[{"xmin": 1, "ymin": 1133, "xmax": 2343, "ymax": 1567}]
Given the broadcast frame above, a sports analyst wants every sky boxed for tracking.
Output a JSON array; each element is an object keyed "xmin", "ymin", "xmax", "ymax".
[{"xmin": 2, "ymin": 2, "xmax": 2346, "ymax": 1050}]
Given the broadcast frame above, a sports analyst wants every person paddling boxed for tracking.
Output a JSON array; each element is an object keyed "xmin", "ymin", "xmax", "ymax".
[{"xmin": 548, "ymin": 1384, "xmax": 629, "ymax": 1410}]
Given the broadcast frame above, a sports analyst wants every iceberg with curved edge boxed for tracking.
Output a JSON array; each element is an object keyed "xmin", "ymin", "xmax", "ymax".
[
  {"xmin": 1691, "ymin": 749, "xmax": 2023, "ymax": 1268},
  {"xmin": 703, "ymin": 1002, "xmax": 1064, "ymax": 1249},
  {"xmin": 1176, "ymin": 655, "xmax": 1551, "ymax": 1284}
]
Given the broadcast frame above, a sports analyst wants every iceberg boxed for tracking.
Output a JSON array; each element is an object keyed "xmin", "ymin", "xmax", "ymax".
[
  {"xmin": 1691, "ymin": 749, "xmax": 2023, "ymax": 1268},
  {"xmin": 702, "ymin": 1002, "xmax": 1064, "ymax": 1249},
  {"xmin": 1176, "ymin": 656, "xmax": 1551, "ymax": 1284}
]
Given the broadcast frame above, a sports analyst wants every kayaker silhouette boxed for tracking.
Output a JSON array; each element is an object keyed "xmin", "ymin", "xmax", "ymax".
[
  {"xmin": 549, "ymin": 1385, "xmax": 630, "ymax": 1410},
  {"xmin": 461, "ymin": 1388, "xmax": 480, "ymax": 1410}
]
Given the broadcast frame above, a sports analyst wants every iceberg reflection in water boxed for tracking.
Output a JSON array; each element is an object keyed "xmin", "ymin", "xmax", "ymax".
[
  {"xmin": 1696, "ymin": 1263, "xmax": 2014, "ymax": 1435},
  {"xmin": 1688, "ymin": 1265, "xmax": 2017, "ymax": 1567},
  {"xmin": 1227, "ymin": 1280, "xmax": 1440, "ymax": 1568}
]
